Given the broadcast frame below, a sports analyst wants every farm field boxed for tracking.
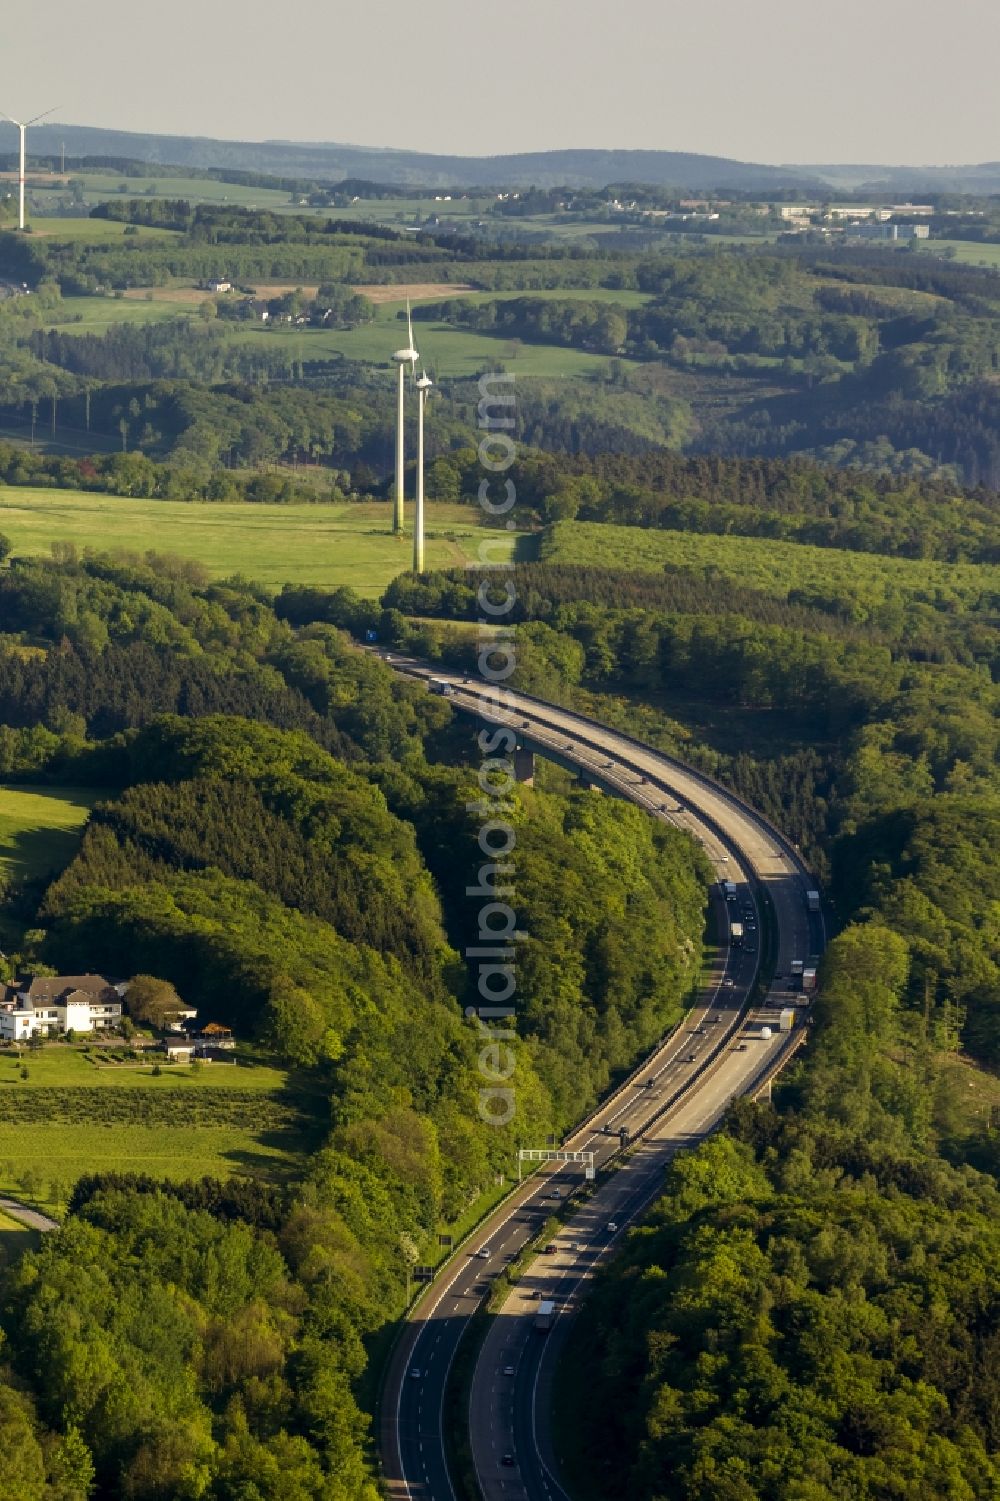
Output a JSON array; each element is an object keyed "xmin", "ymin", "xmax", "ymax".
[
  {"xmin": 232, "ymin": 304, "xmax": 636, "ymax": 378},
  {"xmin": 40, "ymin": 293, "xmax": 194, "ymax": 331},
  {"xmin": 25, "ymin": 216, "xmax": 180, "ymax": 242},
  {"xmin": 0, "ymin": 786, "xmax": 98, "ymax": 886},
  {"xmin": 409, "ymin": 286, "xmax": 655, "ymax": 309},
  {"xmin": 317, "ymin": 194, "xmax": 495, "ymax": 224},
  {"xmin": 0, "ymin": 491, "xmax": 518, "ymax": 593},
  {"xmin": 28, "ymin": 175, "xmax": 296, "ymax": 212},
  {"xmin": 542, "ymin": 519, "xmax": 1000, "ymax": 610},
  {"xmin": 0, "ymin": 1047, "xmax": 290, "ymax": 1091},
  {"xmin": 0, "ymin": 1049, "xmax": 322, "ymax": 1211},
  {"xmin": 920, "ymin": 239, "xmax": 1000, "ymax": 267},
  {"xmin": 38, "ymin": 283, "xmax": 652, "ymax": 345},
  {"xmin": 0, "ymin": 1124, "xmax": 303, "ymax": 1210}
]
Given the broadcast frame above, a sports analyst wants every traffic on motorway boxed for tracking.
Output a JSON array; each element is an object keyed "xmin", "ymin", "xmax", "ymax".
[{"xmin": 377, "ymin": 655, "xmax": 825, "ymax": 1501}]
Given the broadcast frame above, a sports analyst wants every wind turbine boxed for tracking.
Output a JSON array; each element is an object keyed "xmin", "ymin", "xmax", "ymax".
[
  {"xmin": 391, "ymin": 298, "xmax": 419, "ymax": 533},
  {"xmin": 413, "ymin": 368, "xmax": 433, "ymax": 573},
  {"xmin": 0, "ymin": 107, "xmax": 57, "ymax": 230}
]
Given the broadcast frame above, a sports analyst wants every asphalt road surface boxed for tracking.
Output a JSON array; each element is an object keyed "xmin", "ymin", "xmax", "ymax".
[{"xmin": 378, "ymin": 658, "xmax": 823, "ymax": 1501}]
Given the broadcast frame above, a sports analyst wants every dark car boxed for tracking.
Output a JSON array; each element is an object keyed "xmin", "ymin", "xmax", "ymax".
[{"xmin": 501, "ymin": 1453, "xmax": 516, "ymax": 1467}]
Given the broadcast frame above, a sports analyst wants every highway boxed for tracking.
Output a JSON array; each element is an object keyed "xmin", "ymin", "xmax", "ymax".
[{"xmin": 377, "ymin": 657, "xmax": 824, "ymax": 1501}]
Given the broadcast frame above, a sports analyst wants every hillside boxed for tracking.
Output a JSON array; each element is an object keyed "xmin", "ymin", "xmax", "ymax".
[{"xmin": 17, "ymin": 122, "xmax": 1000, "ymax": 192}]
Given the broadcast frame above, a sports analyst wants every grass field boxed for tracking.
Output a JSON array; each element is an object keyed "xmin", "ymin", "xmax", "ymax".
[
  {"xmin": 0, "ymin": 786, "xmax": 98, "ymax": 885},
  {"xmin": 26, "ymin": 216, "xmax": 180, "ymax": 242},
  {"xmin": 38, "ymin": 284, "xmax": 652, "ymax": 361},
  {"xmin": 0, "ymin": 1047, "xmax": 289, "ymax": 1091},
  {"xmin": 420, "ymin": 286, "xmax": 654, "ymax": 310},
  {"xmin": 542, "ymin": 520, "xmax": 1000, "ymax": 612},
  {"xmin": 232, "ymin": 300, "xmax": 636, "ymax": 379},
  {"xmin": 0, "ymin": 1123, "xmax": 301, "ymax": 1208},
  {"xmin": 920, "ymin": 239, "xmax": 1000, "ymax": 268},
  {"xmin": 0, "ymin": 492, "xmax": 518, "ymax": 594},
  {"xmin": 0, "ymin": 1048, "xmax": 321, "ymax": 1211},
  {"xmin": 28, "ymin": 174, "xmax": 295, "ymax": 212},
  {"xmin": 40, "ymin": 294, "xmax": 195, "ymax": 332}
]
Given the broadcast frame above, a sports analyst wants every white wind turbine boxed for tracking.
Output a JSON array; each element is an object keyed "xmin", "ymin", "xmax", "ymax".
[
  {"xmin": 413, "ymin": 367, "xmax": 433, "ymax": 573},
  {"xmin": 391, "ymin": 298, "xmax": 419, "ymax": 534},
  {"xmin": 0, "ymin": 106, "xmax": 57, "ymax": 231}
]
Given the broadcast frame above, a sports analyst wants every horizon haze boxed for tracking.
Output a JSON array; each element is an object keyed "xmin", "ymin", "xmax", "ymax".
[{"xmin": 6, "ymin": 0, "xmax": 999, "ymax": 167}]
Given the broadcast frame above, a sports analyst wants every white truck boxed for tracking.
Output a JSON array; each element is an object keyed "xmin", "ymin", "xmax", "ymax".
[
  {"xmin": 805, "ymin": 889, "xmax": 821, "ymax": 913},
  {"xmin": 534, "ymin": 1300, "xmax": 555, "ymax": 1333},
  {"xmin": 428, "ymin": 678, "xmax": 455, "ymax": 697},
  {"xmin": 801, "ymin": 965, "xmax": 818, "ymax": 992},
  {"xmin": 730, "ymin": 921, "xmax": 744, "ymax": 945}
]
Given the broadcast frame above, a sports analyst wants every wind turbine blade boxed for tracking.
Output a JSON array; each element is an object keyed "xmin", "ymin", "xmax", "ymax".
[
  {"xmin": 25, "ymin": 107, "xmax": 58, "ymax": 127},
  {"xmin": 0, "ymin": 109, "xmax": 22, "ymax": 127},
  {"xmin": 407, "ymin": 297, "xmax": 414, "ymax": 352}
]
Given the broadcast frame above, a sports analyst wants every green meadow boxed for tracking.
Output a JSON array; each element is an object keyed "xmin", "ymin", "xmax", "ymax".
[
  {"xmin": 39, "ymin": 294, "xmax": 193, "ymax": 331},
  {"xmin": 0, "ymin": 1048, "xmax": 290, "ymax": 1092},
  {"xmin": 0, "ymin": 786, "xmax": 98, "ymax": 885},
  {"xmin": 542, "ymin": 519, "xmax": 1000, "ymax": 611},
  {"xmin": 0, "ymin": 491, "xmax": 518, "ymax": 594},
  {"xmin": 919, "ymin": 239, "xmax": 1000, "ymax": 268},
  {"xmin": 233, "ymin": 299, "xmax": 637, "ymax": 379},
  {"xmin": 0, "ymin": 1049, "xmax": 322, "ymax": 1212},
  {"xmin": 28, "ymin": 215, "xmax": 180, "ymax": 242}
]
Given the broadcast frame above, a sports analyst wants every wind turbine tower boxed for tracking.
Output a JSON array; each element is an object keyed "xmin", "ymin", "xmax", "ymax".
[
  {"xmin": 1, "ymin": 107, "xmax": 57, "ymax": 231},
  {"xmin": 391, "ymin": 299, "xmax": 419, "ymax": 533},
  {"xmin": 413, "ymin": 369, "xmax": 433, "ymax": 573}
]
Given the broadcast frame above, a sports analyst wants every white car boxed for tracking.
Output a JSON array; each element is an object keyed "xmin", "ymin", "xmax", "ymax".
[
  {"xmin": 606, "ymin": 1221, "xmax": 618, "ymax": 1234},
  {"xmin": 477, "ymin": 1246, "xmax": 491, "ymax": 1259}
]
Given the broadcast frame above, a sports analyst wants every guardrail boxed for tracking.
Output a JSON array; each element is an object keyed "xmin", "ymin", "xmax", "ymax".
[{"xmin": 399, "ymin": 660, "xmax": 816, "ymax": 887}]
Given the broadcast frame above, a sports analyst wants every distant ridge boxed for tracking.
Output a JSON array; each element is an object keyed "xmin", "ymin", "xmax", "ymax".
[{"xmin": 15, "ymin": 122, "xmax": 1000, "ymax": 194}]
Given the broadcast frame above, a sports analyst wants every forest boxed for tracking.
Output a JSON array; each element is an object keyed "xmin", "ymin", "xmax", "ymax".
[
  {"xmin": 1, "ymin": 188, "xmax": 1000, "ymax": 1499},
  {"xmin": 306, "ymin": 510, "xmax": 1000, "ymax": 1109},
  {"xmin": 5, "ymin": 214, "xmax": 1000, "ymax": 482},
  {"xmin": 0, "ymin": 549, "xmax": 708, "ymax": 1498},
  {"xmin": 280, "ymin": 485, "xmax": 1000, "ymax": 1500}
]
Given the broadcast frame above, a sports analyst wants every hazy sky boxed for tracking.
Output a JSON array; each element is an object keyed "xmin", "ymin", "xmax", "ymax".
[{"xmin": 5, "ymin": 0, "xmax": 998, "ymax": 164}]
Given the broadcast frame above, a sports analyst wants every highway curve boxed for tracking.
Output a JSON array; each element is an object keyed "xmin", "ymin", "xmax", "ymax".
[{"xmin": 377, "ymin": 659, "xmax": 824, "ymax": 1501}]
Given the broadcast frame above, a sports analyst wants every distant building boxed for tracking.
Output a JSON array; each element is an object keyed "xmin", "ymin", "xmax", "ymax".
[
  {"xmin": 204, "ymin": 278, "xmax": 232, "ymax": 294},
  {"xmin": 826, "ymin": 205, "xmax": 892, "ymax": 221},
  {"xmin": 0, "ymin": 975, "xmax": 124, "ymax": 1041},
  {"xmin": 850, "ymin": 222, "xmax": 930, "ymax": 241}
]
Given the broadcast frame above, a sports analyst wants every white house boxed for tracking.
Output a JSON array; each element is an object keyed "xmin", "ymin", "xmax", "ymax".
[{"xmin": 0, "ymin": 975, "xmax": 124, "ymax": 1040}]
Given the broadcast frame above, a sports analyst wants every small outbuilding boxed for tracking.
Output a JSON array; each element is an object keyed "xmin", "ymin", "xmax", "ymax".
[{"xmin": 161, "ymin": 1037, "xmax": 196, "ymax": 1063}]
